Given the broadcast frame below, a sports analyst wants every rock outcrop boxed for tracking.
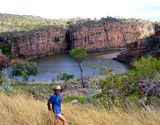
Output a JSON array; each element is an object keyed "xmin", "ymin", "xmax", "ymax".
[
  {"xmin": 69, "ymin": 19, "xmax": 154, "ymax": 52},
  {"xmin": 138, "ymin": 78, "xmax": 160, "ymax": 98},
  {"xmin": 0, "ymin": 26, "xmax": 67, "ymax": 58},
  {"xmin": 116, "ymin": 30, "xmax": 160, "ymax": 63}
]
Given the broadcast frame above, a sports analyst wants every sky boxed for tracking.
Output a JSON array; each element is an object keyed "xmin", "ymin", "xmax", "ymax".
[{"xmin": 0, "ymin": 0, "xmax": 160, "ymax": 21}]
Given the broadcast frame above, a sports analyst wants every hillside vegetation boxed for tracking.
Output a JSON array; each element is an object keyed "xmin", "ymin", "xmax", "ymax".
[
  {"xmin": 0, "ymin": 13, "xmax": 68, "ymax": 32},
  {"xmin": 0, "ymin": 13, "xmax": 155, "ymax": 33},
  {"xmin": 0, "ymin": 93, "xmax": 160, "ymax": 125}
]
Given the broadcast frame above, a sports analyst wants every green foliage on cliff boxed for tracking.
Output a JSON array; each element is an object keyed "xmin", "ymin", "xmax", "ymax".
[
  {"xmin": 12, "ymin": 61, "xmax": 38, "ymax": 81},
  {"xmin": 68, "ymin": 16, "xmax": 152, "ymax": 31},
  {"xmin": 0, "ymin": 13, "xmax": 68, "ymax": 33},
  {"xmin": 0, "ymin": 13, "xmax": 152, "ymax": 33},
  {"xmin": 0, "ymin": 43, "xmax": 12, "ymax": 56}
]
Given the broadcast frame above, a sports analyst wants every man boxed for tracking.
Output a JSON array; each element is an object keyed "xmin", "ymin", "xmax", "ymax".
[{"xmin": 49, "ymin": 85, "xmax": 68, "ymax": 125}]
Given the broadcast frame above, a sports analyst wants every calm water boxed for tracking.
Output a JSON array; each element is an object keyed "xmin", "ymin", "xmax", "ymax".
[{"xmin": 4, "ymin": 52, "xmax": 129, "ymax": 82}]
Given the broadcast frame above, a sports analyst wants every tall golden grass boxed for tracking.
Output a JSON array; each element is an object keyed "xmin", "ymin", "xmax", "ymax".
[{"xmin": 0, "ymin": 93, "xmax": 160, "ymax": 125}]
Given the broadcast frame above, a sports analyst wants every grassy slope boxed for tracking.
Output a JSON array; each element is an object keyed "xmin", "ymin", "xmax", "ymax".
[{"xmin": 0, "ymin": 93, "xmax": 160, "ymax": 125}]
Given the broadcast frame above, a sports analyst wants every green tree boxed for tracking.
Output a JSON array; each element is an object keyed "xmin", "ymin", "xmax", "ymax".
[
  {"xmin": 12, "ymin": 61, "xmax": 38, "ymax": 81},
  {"xmin": 69, "ymin": 47, "xmax": 87, "ymax": 88}
]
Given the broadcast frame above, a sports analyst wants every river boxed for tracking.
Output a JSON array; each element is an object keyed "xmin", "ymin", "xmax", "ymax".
[{"xmin": 4, "ymin": 51, "xmax": 129, "ymax": 82}]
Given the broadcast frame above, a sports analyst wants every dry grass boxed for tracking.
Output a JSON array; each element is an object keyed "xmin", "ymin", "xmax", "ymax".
[{"xmin": 0, "ymin": 93, "xmax": 160, "ymax": 125}]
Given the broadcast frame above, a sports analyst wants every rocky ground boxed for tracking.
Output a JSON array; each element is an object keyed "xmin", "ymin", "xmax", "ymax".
[{"xmin": 137, "ymin": 78, "xmax": 160, "ymax": 98}]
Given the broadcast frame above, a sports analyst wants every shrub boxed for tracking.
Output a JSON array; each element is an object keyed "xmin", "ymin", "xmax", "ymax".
[
  {"xmin": 57, "ymin": 73, "xmax": 74, "ymax": 81},
  {"xmin": 0, "ymin": 73, "xmax": 16, "ymax": 95},
  {"xmin": 12, "ymin": 61, "xmax": 38, "ymax": 81},
  {"xmin": 63, "ymin": 95, "xmax": 87, "ymax": 103},
  {"xmin": 153, "ymin": 73, "xmax": 160, "ymax": 80},
  {"xmin": 94, "ymin": 56, "xmax": 160, "ymax": 108},
  {"xmin": 132, "ymin": 56, "xmax": 160, "ymax": 79},
  {"xmin": 149, "ymin": 96, "xmax": 160, "ymax": 106},
  {"xmin": 127, "ymin": 94, "xmax": 141, "ymax": 107}
]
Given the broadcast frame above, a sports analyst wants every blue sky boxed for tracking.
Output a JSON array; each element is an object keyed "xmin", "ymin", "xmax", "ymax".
[{"xmin": 0, "ymin": 0, "xmax": 159, "ymax": 21}]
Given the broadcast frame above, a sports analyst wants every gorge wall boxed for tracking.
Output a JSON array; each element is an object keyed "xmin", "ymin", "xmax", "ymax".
[
  {"xmin": 0, "ymin": 18, "xmax": 155, "ymax": 59},
  {"xmin": 69, "ymin": 19, "xmax": 154, "ymax": 51},
  {"xmin": 0, "ymin": 26, "xmax": 67, "ymax": 58}
]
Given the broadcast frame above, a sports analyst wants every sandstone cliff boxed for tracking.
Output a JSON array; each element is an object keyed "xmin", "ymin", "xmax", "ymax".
[
  {"xmin": 0, "ymin": 15, "xmax": 156, "ymax": 59},
  {"xmin": 69, "ymin": 18, "xmax": 155, "ymax": 51},
  {"xmin": 0, "ymin": 26, "xmax": 67, "ymax": 58}
]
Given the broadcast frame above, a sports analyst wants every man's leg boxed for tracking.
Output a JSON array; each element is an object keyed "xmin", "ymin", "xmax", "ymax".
[
  {"xmin": 57, "ymin": 114, "xmax": 68, "ymax": 125},
  {"xmin": 53, "ymin": 116, "xmax": 58, "ymax": 125}
]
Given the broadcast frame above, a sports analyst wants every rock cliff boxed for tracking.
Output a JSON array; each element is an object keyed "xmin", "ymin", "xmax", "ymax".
[
  {"xmin": 0, "ymin": 16, "xmax": 156, "ymax": 59},
  {"xmin": 69, "ymin": 18, "xmax": 154, "ymax": 52},
  {"xmin": 116, "ymin": 30, "xmax": 160, "ymax": 63},
  {"xmin": 0, "ymin": 26, "xmax": 67, "ymax": 58}
]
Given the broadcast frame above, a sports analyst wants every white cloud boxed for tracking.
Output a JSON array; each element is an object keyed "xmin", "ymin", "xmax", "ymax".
[{"xmin": 0, "ymin": 0, "xmax": 159, "ymax": 21}]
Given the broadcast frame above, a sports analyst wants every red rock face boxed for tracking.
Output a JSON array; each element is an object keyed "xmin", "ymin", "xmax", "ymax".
[
  {"xmin": 11, "ymin": 26, "xmax": 67, "ymax": 58},
  {"xmin": 0, "ymin": 54, "xmax": 9, "ymax": 68},
  {"xmin": 70, "ymin": 20, "xmax": 154, "ymax": 51}
]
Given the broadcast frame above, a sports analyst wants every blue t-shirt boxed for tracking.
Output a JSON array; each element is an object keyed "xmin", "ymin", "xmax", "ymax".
[{"xmin": 49, "ymin": 93, "xmax": 61, "ymax": 114}]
